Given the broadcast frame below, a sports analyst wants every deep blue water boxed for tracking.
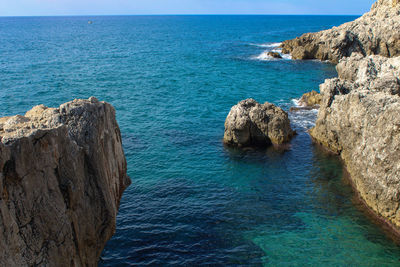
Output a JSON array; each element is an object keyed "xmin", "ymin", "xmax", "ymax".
[{"xmin": 2, "ymin": 15, "xmax": 400, "ymax": 266}]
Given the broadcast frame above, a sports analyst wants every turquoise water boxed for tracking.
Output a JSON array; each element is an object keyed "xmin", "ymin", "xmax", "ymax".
[{"xmin": 2, "ymin": 15, "xmax": 400, "ymax": 266}]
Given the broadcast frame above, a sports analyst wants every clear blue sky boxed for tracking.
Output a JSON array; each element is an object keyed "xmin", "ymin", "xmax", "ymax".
[{"xmin": 0, "ymin": 0, "xmax": 375, "ymax": 16}]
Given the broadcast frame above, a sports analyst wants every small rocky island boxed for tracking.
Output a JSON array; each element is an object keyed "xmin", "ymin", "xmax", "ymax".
[
  {"xmin": 224, "ymin": 99, "xmax": 294, "ymax": 147},
  {"xmin": 283, "ymin": 0, "xmax": 400, "ymax": 234},
  {"xmin": 0, "ymin": 97, "xmax": 131, "ymax": 266}
]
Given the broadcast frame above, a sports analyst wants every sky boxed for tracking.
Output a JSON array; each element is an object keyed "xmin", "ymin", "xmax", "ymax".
[{"xmin": 0, "ymin": 0, "xmax": 376, "ymax": 16}]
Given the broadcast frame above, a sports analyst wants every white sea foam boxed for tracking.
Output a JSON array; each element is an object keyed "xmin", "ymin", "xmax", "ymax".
[
  {"xmin": 291, "ymin": 98, "xmax": 304, "ymax": 107},
  {"xmin": 250, "ymin": 42, "xmax": 282, "ymax": 48},
  {"xmin": 289, "ymin": 98, "xmax": 319, "ymax": 131},
  {"xmin": 253, "ymin": 49, "xmax": 292, "ymax": 61},
  {"xmin": 291, "ymin": 98, "xmax": 301, "ymax": 106},
  {"xmin": 290, "ymin": 112, "xmax": 318, "ymax": 130},
  {"xmin": 281, "ymin": 53, "xmax": 292, "ymax": 60},
  {"xmin": 253, "ymin": 51, "xmax": 274, "ymax": 61},
  {"xmin": 250, "ymin": 41, "xmax": 292, "ymax": 61}
]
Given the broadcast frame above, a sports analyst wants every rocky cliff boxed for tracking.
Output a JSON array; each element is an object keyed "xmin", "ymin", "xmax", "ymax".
[
  {"xmin": 0, "ymin": 97, "xmax": 131, "ymax": 266},
  {"xmin": 310, "ymin": 54, "xmax": 400, "ymax": 229},
  {"xmin": 279, "ymin": 0, "xmax": 400, "ymax": 233},
  {"xmin": 281, "ymin": 0, "xmax": 400, "ymax": 63}
]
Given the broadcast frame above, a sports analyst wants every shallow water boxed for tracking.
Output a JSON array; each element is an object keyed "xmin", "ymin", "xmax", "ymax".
[{"xmin": 1, "ymin": 15, "xmax": 400, "ymax": 266}]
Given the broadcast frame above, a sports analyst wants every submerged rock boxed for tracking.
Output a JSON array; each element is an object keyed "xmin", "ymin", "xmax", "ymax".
[
  {"xmin": 0, "ymin": 98, "xmax": 131, "ymax": 266},
  {"xmin": 281, "ymin": 0, "xmax": 400, "ymax": 63},
  {"xmin": 310, "ymin": 54, "xmax": 400, "ymax": 230},
  {"xmin": 224, "ymin": 99, "xmax": 294, "ymax": 147}
]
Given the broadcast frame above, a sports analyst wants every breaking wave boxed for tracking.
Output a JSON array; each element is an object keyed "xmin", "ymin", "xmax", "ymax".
[
  {"xmin": 250, "ymin": 42, "xmax": 292, "ymax": 61},
  {"xmin": 289, "ymin": 98, "xmax": 319, "ymax": 131}
]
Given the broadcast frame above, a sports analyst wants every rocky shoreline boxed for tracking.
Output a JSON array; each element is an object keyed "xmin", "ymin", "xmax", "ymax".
[
  {"xmin": 224, "ymin": 0, "xmax": 400, "ymax": 238},
  {"xmin": 281, "ymin": 0, "xmax": 400, "ymax": 63},
  {"xmin": 223, "ymin": 99, "xmax": 294, "ymax": 147},
  {"xmin": 0, "ymin": 98, "xmax": 131, "ymax": 266},
  {"xmin": 287, "ymin": 0, "xmax": 400, "ymax": 236}
]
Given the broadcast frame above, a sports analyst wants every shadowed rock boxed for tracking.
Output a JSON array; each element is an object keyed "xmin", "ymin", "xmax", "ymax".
[
  {"xmin": 0, "ymin": 97, "xmax": 131, "ymax": 266},
  {"xmin": 224, "ymin": 99, "xmax": 294, "ymax": 147}
]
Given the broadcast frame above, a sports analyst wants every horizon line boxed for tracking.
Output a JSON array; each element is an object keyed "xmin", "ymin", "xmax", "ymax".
[{"xmin": 0, "ymin": 13, "xmax": 363, "ymax": 18}]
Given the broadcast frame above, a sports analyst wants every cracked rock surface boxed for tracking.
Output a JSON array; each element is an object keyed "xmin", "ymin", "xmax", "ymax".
[
  {"xmin": 310, "ymin": 54, "xmax": 400, "ymax": 229},
  {"xmin": 224, "ymin": 99, "xmax": 294, "ymax": 147},
  {"xmin": 0, "ymin": 97, "xmax": 131, "ymax": 266},
  {"xmin": 281, "ymin": 0, "xmax": 400, "ymax": 63}
]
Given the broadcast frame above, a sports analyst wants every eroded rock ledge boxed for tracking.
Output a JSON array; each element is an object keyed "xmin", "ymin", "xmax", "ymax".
[
  {"xmin": 281, "ymin": 0, "xmax": 400, "ymax": 63},
  {"xmin": 0, "ymin": 97, "xmax": 131, "ymax": 266}
]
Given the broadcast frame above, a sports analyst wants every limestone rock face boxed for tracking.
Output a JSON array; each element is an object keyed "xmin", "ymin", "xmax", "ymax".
[
  {"xmin": 224, "ymin": 99, "xmax": 294, "ymax": 147},
  {"xmin": 281, "ymin": 0, "xmax": 400, "ymax": 63},
  {"xmin": 310, "ymin": 55, "xmax": 400, "ymax": 229},
  {"xmin": 0, "ymin": 97, "xmax": 131, "ymax": 266}
]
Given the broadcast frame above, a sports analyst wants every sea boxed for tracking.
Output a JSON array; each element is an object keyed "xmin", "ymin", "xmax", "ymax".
[{"xmin": 1, "ymin": 15, "xmax": 400, "ymax": 266}]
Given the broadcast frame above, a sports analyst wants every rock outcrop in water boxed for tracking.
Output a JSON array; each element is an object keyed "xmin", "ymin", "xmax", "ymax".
[
  {"xmin": 310, "ymin": 54, "xmax": 400, "ymax": 230},
  {"xmin": 224, "ymin": 99, "xmax": 294, "ymax": 147},
  {"xmin": 0, "ymin": 97, "xmax": 131, "ymax": 266},
  {"xmin": 299, "ymin": 90, "xmax": 322, "ymax": 107},
  {"xmin": 290, "ymin": 90, "xmax": 322, "ymax": 112},
  {"xmin": 281, "ymin": 0, "xmax": 400, "ymax": 63}
]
